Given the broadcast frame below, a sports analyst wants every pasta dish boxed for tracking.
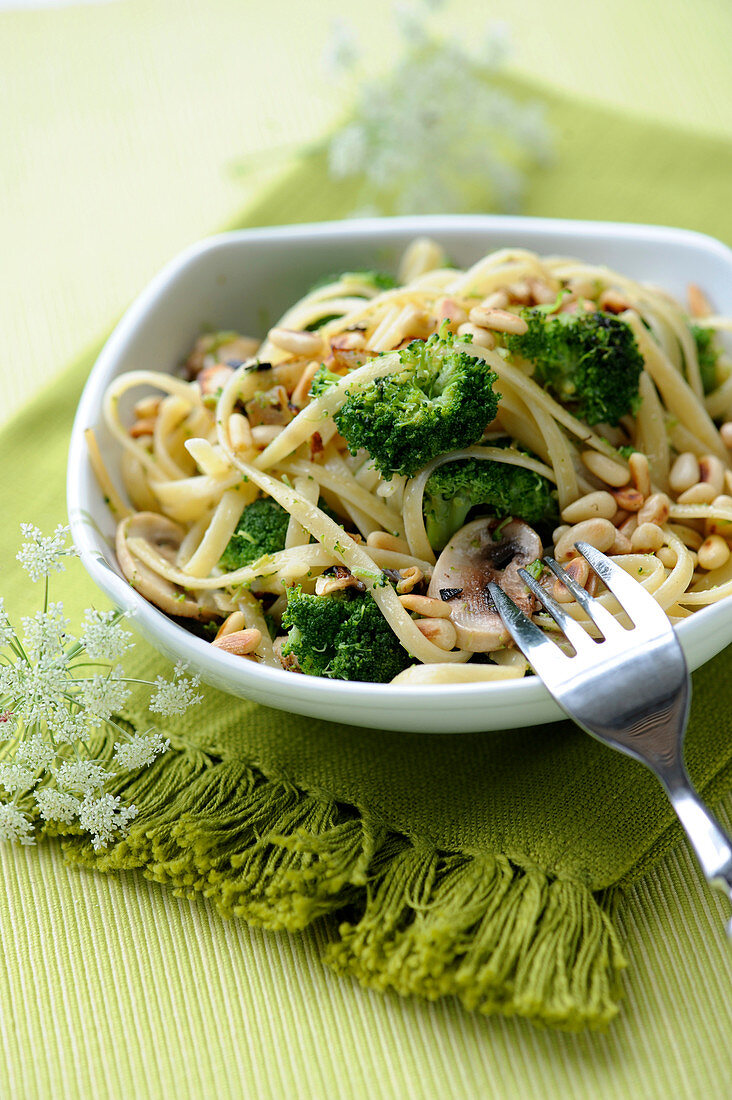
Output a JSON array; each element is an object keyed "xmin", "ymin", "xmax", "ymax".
[{"xmin": 87, "ymin": 238, "xmax": 732, "ymax": 685}]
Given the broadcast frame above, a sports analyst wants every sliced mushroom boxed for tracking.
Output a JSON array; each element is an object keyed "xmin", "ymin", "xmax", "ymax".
[
  {"xmin": 116, "ymin": 512, "xmax": 218, "ymax": 620},
  {"xmin": 427, "ymin": 518, "xmax": 542, "ymax": 652}
]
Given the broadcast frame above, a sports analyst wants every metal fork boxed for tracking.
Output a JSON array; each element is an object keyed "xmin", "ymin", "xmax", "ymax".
[{"xmin": 488, "ymin": 541, "xmax": 732, "ymax": 933}]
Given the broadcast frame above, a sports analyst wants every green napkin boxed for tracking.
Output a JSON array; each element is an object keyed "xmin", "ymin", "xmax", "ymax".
[{"xmin": 3, "ymin": 80, "xmax": 731, "ymax": 1032}]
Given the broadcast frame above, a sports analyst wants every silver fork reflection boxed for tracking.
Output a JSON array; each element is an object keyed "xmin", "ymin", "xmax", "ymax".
[{"xmin": 488, "ymin": 541, "xmax": 732, "ymax": 934}]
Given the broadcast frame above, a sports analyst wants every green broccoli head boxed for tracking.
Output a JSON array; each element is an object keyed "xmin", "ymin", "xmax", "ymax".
[
  {"xmin": 690, "ymin": 323, "xmax": 720, "ymax": 395},
  {"xmin": 332, "ymin": 328, "xmax": 499, "ymax": 478},
  {"xmin": 281, "ymin": 586, "xmax": 412, "ymax": 683},
  {"xmin": 308, "ymin": 270, "xmax": 398, "ymax": 294},
  {"xmin": 423, "ymin": 456, "xmax": 558, "ymax": 551},
  {"xmin": 505, "ymin": 309, "xmax": 644, "ymax": 426},
  {"xmin": 219, "ymin": 497, "xmax": 290, "ymax": 571}
]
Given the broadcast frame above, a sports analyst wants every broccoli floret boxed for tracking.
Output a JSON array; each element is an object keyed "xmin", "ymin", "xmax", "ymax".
[
  {"xmin": 309, "ymin": 364, "xmax": 343, "ymax": 398},
  {"xmin": 423, "ymin": 457, "xmax": 558, "ymax": 550},
  {"xmin": 505, "ymin": 309, "xmax": 644, "ymax": 426},
  {"xmin": 281, "ymin": 586, "xmax": 412, "ymax": 682},
  {"xmin": 690, "ymin": 324, "xmax": 720, "ymax": 395},
  {"xmin": 219, "ymin": 498, "xmax": 290, "ymax": 571},
  {"xmin": 332, "ymin": 328, "xmax": 499, "ymax": 478}
]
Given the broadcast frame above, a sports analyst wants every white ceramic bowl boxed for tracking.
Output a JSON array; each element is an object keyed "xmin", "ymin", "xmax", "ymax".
[{"xmin": 68, "ymin": 215, "xmax": 732, "ymax": 733}]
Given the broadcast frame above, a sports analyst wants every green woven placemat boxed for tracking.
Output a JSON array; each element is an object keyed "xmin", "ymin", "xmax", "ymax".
[{"xmin": 3, "ymin": 78, "xmax": 731, "ymax": 1032}]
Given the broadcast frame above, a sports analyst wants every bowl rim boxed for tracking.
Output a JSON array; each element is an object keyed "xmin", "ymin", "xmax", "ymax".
[{"xmin": 67, "ymin": 213, "xmax": 732, "ymax": 714}]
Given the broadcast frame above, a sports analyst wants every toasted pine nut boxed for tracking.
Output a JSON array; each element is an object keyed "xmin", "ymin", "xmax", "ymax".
[
  {"xmin": 698, "ymin": 455, "xmax": 725, "ymax": 497},
  {"xmin": 414, "ymin": 617, "xmax": 457, "ymax": 650},
  {"xmin": 229, "ymin": 412, "xmax": 253, "ymax": 452},
  {"xmin": 133, "ymin": 395, "xmax": 162, "ymax": 419},
  {"xmin": 726, "ymin": 471, "xmax": 732, "ymax": 494},
  {"xmin": 399, "ymin": 594, "xmax": 453, "ymax": 618},
  {"xmin": 366, "ymin": 531, "xmax": 410, "ymax": 554},
  {"xmin": 554, "ymin": 518, "xmax": 616, "ymax": 561},
  {"xmin": 506, "ymin": 280, "xmax": 533, "ymax": 304},
  {"xmin": 199, "ymin": 363, "xmax": 234, "ymax": 397},
  {"xmin": 212, "ymin": 627, "xmax": 261, "ymax": 656},
  {"xmin": 215, "ymin": 612, "xmax": 247, "ymax": 640},
  {"xmin": 630, "ymin": 523, "xmax": 664, "ymax": 552},
  {"xmin": 129, "ymin": 418, "xmax": 157, "ymax": 438},
  {"xmin": 613, "ymin": 509, "xmax": 630, "ymax": 527},
  {"xmin": 552, "ymin": 524, "xmax": 571, "ymax": 543},
  {"xmin": 619, "ymin": 514, "xmax": 638, "ymax": 538},
  {"xmin": 291, "ymin": 361, "xmax": 321, "ymax": 408},
  {"xmin": 435, "ymin": 297, "xmax": 468, "ymax": 329},
  {"xmin": 610, "ymin": 532, "xmax": 633, "ymax": 555},
  {"xmin": 581, "ymin": 450, "xmax": 630, "ymax": 487},
  {"xmin": 669, "ymin": 452, "xmax": 700, "ymax": 493},
  {"xmin": 467, "ymin": 306, "xmax": 528, "ymax": 335},
  {"xmin": 331, "ymin": 331, "xmax": 366, "ymax": 351},
  {"xmin": 481, "ymin": 290, "xmax": 509, "ymax": 309},
  {"xmin": 677, "ymin": 483, "xmax": 717, "ymax": 505},
  {"xmin": 657, "ymin": 546, "xmax": 677, "ymax": 568},
  {"xmin": 628, "ymin": 452, "xmax": 651, "ymax": 497},
  {"xmin": 269, "ymin": 327, "xmax": 324, "ymax": 358},
  {"xmin": 457, "ymin": 322, "xmax": 496, "ymax": 349},
  {"xmin": 251, "ymin": 425, "xmax": 284, "ymax": 447},
  {"xmin": 561, "ymin": 491, "xmax": 617, "ymax": 524},
  {"xmin": 553, "ymin": 557, "xmax": 590, "ymax": 602},
  {"xmin": 637, "ymin": 492, "xmax": 670, "ymax": 526},
  {"xmin": 568, "ymin": 277, "xmax": 597, "ymax": 300},
  {"xmin": 698, "ymin": 535, "xmax": 731, "ymax": 571},
  {"xmin": 688, "ymin": 283, "xmax": 712, "ymax": 318},
  {"xmin": 611, "ymin": 486, "xmax": 645, "ymax": 512},
  {"xmin": 528, "ymin": 278, "xmax": 557, "ymax": 305},
  {"xmin": 598, "ymin": 289, "xmax": 631, "ymax": 313},
  {"xmin": 720, "ymin": 422, "xmax": 732, "ymax": 449},
  {"xmin": 396, "ymin": 566, "xmax": 423, "ymax": 594},
  {"xmin": 706, "ymin": 495, "xmax": 732, "ymax": 538}
]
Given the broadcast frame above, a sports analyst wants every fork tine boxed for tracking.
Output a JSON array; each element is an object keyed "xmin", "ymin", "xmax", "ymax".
[
  {"xmin": 574, "ymin": 542, "xmax": 675, "ymax": 637},
  {"xmin": 518, "ymin": 568, "xmax": 597, "ymax": 654},
  {"xmin": 543, "ymin": 556, "xmax": 624, "ymax": 638},
  {"xmin": 487, "ymin": 582, "xmax": 567, "ymax": 679}
]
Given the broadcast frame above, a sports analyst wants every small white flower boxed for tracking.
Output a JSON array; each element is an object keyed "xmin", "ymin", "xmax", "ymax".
[
  {"xmin": 0, "ymin": 802, "xmax": 35, "ymax": 845},
  {"xmin": 2, "ymin": 661, "xmax": 69, "ymax": 728},
  {"xmin": 149, "ymin": 662, "xmax": 202, "ymax": 718},
  {"xmin": 35, "ymin": 788, "xmax": 81, "ymax": 825},
  {"xmin": 79, "ymin": 609, "xmax": 132, "ymax": 663},
  {"xmin": 49, "ymin": 705, "xmax": 91, "ymax": 745},
  {"xmin": 322, "ymin": 17, "xmax": 360, "ymax": 77},
  {"xmin": 113, "ymin": 730, "xmax": 170, "ymax": 771},
  {"xmin": 78, "ymin": 670, "xmax": 130, "ymax": 723},
  {"xmin": 0, "ymin": 599, "xmax": 14, "ymax": 648},
  {"xmin": 0, "ymin": 762, "xmax": 36, "ymax": 794},
  {"xmin": 16, "ymin": 737, "xmax": 56, "ymax": 771},
  {"xmin": 0, "ymin": 709, "xmax": 18, "ymax": 741},
  {"xmin": 16, "ymin": 524, "xmax": 76, "ymax": 582},
  {"xmin": 21, "ymin": 603, "xmax": 72, "ymax": 662},
  {"xmin": 55, "ymin": 760, "xmax": 108, "ymax": 796},
  {"xmin": 78, "ymin": 793, "xmax": 137, "ymax": 850}
]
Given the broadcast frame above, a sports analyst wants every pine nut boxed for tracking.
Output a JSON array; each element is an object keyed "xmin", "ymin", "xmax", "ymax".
[
  {"xmin": 215, "ymin": 612, "xmax": 247, "ymax": 640},
  {"xmin": 269, "ymin": 327, "xmax": 324, "ymax": 358},
  {"xmin": 366, "ymin": 531, "xmax": 410, "ymax": 554},
  {"xmin": 698, "ymin": 455, "xmax": 725, "ymax": 497},
  {"xmin": 129, "ymin": 418, "xmax": 157, "ymax": 438},
  {"xmin": 554, "ymin": 518, "xmax": 616, "ymax": 561},
  {"xmin": 331, "ymin": 331, "xmax": 366, "ymax": 351},
  {"xmin": 552, "ymin": 524, "xmax": 571, "ymax": 543},
  {"xmin": 212, "ymin": 627, "xmax": 262, "ymax": 656},
  {"xmin": 598, "ymin": 289, "xmax": 631, "ymax": 313},
  {"xmin": 630, "ymin": 523, "xmax": 664, "ymax": 552},
  {"xmin": 677, "ymin": 483, "xmax": 717, "ymax": 505},
  {"xmin": 506, "ymin": 280, "xmax": 533, "ymax": 304},
  {"xmin": 561, "ymin": 491, "xmax": 617, "ymax": 524},
  {"xmin": 457, "ymin": 323, "xmax": 496, "ymax": 349},
  {"xmin": 251, "ymin": 425, "xmax": 284, "ymax": 446},
  {"xmin": 698, "ymin": 535, "xmax": 731, "ymax": 571},
  {"xmin": 706, "ymin": 495, "xmax": 732, "ymax": 538},
  {"xmin": 619, "ymin": 515, "xmax": 638, "ymax": 538},
  {"xmin": 481, "ymin": 290, "xmax": 509, "ymax": 309},
  {"xmin": 581, "ymin": 450, "xmax": 630, "ymax": 487},
  {"xmin": 687, "ymin": 283, "xmax": 712, "ymax": 318},
  {"xmin": 637, "ymin": 492, "xmax": 670, "ymax": 526},
  {"xmin": 669, "ymin": 452, "xmax": 700, "ymax": 493},
  {"xmin": 610, "ymin": 532, "xmax": 633, "ymax": 555},
  {"xmin": 552, "ymin": 557, "xmax": 590, "ymax": 602},
  {"xmin": 528, "ymin": 279, "xmax": 557, "ymax": 305},
  {"xmin": 399, "ymin": 594, "xmax": 453, "ymax": 618},
  {"xmin": 467, "ymin": 307, "xmax": 528, "ymax": 335},
  {"xmin": 133, "ymin": 396, "xmax": 162, "ymax": 419},
  {"xmin": 199, "ymin": 363, "xmax": 234, "ymax": 397},
  {"xmin": 415, "ymin": 618, "xmax": 457, "ymax": 650},
  {"xmin": 435, "ymin": 297, "xmax": 468, "ymax": 329},
  {"xmin": 628, "ymin": 452, "xmax": 651, "ymax": 497},
  {"xmin": 720, "ymin": 422, "xmax": 732, "ymax": 449},
  {"xmin": 291, "ymin": 361, "xmax": 321, "ymax": 408},
  {"xmin": 726, "ymin": 471, "xmax": 732, "ymax": 494},
  {"xmin": 611, "ymin": 486, "xmax": 645, "ymax": 512},
  {"xmin": 568, "ymin": 278, "xmax": 597, "ymax": 300},
  {"xmin": 657, "ymin": 546, "xmax": 677, "ymax": 569},
  {"xmin": 229, "ymin": 412, "xmax": 253, "ymax": 452}
]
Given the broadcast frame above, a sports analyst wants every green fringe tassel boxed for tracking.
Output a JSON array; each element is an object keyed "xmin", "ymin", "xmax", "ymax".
[{"xmin": 54, "ymin": 735, "xmax": 626, "ymax": 1030}]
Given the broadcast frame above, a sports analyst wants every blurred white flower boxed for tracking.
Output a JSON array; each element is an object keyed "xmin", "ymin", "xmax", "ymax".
[
  {"xmin": 113, "ymin": 730, "xmax": 170, "ymax": 771},
  {"xmin": 16, "ymin": 523, "xmax": 76, "ymax": 582}
]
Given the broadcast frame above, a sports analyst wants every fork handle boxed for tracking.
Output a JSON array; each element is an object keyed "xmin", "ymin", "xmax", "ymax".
[{"xmin": 665, "ymin": 775, "xmax": 732, "ymax": 934}]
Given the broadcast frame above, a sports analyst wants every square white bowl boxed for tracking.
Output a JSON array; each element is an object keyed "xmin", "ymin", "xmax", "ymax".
[{"xmin": 68, "ymin": 215, "xmax": 732, "ymax": 733}]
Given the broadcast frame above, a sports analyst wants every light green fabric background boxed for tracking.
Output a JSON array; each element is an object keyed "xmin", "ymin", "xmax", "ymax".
[{"xmin": 2, "ymin": 1, "xmax": 732, "ymax": 1097}]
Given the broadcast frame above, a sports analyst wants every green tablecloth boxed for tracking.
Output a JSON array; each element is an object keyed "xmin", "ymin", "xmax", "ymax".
[{"xmin": 2, "ymin": 2, "xmax": 732, "ymax": 1096}]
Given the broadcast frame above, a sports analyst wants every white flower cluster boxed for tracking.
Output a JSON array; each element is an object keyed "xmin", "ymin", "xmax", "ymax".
[
  {"xmin": 323, "ymin": 4, "xmax": 552, "ymax": 216},
  {"xmin": 0, "ymin": 527, "xmax": 202, "ymax": 848}
]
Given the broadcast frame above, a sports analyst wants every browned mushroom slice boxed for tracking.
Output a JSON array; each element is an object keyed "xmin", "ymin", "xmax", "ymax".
[
  {"xmin": 427, "ymin": 518, "xmax": 542, "ymax": 652},
  {"xmin": 116, "ymin": 512, "xmax": 217, "ymax": 620}
]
